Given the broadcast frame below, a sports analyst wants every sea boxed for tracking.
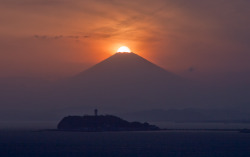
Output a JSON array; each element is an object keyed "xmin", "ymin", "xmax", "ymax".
[
  {"xmin": 1, "ymin": 122, "xmax": 250, "ymax": 157},
  {"xmin": 0, "ymin": 130, "xmax": 250, "ymax": 156}
]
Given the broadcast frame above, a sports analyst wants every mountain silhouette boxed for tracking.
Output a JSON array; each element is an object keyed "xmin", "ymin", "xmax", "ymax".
[
  {"xmin": 51, "ymin": 52, "xmax": 196, "ymax": 114},
  {"xmin": 75, "ymin": 52, "xmax": 182, "ymax": 82}
]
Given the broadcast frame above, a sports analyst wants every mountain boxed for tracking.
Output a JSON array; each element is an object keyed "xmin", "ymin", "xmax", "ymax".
[{"xmin": 49, "ymin": 52, "xmax": 197, "ymax": 114}]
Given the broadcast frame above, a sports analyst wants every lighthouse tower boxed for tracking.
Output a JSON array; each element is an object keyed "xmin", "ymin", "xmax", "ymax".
[{"xmin": 94, "ymin": 109, "xmax": 98, "ymax": 116}]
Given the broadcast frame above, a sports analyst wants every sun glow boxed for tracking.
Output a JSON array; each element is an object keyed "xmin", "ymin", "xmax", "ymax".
[{"xmin": 117, "ymin": 46, "xmax": 131, "ymax": 53}]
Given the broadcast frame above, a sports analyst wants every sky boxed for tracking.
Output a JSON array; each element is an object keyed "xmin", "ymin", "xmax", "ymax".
[
  {"xmin": 1, "ymin": 0, "xmax": 250, "ymax": 123},
  {"xmin": 0, "ymin": 0, "xmax": 250, "ymax": 81}
]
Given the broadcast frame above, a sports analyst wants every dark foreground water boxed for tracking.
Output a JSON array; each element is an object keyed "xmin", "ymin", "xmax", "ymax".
[{"xmin": 0, "ymin": 131, "xmax": 250, "ymax": 157}]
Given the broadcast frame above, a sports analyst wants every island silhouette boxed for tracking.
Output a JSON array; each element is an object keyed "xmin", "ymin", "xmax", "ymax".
[{"xmin": 57, "ymin": 109, "xmax": 159, "ymax": 132}]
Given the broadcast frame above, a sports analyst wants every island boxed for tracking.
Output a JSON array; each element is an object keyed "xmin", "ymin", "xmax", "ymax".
[{"xmin": 57, "ymin": 111, "xmax": 159, "ymax": 132}]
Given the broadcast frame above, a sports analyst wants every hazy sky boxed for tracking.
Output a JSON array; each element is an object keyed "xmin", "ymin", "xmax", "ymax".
[{"xmin": 0, "ymin": 0, "xmax": 250, "ymax": 80}]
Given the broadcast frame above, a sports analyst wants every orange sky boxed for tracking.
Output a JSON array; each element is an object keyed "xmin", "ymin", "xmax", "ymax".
[{"xmin": 0, "ymin": 0, "xmax": 250, "ymax": 80}]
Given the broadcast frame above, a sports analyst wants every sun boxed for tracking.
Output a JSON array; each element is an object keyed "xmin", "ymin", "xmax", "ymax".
[{"xmin": 117, "ymin": 46, "xmax": 131, "ymax": 53}]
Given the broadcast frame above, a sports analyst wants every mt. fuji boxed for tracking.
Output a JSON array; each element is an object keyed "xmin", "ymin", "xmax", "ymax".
[{"xmin": 52, "ymin": 52, "xmax": 196, "ymax": 114}]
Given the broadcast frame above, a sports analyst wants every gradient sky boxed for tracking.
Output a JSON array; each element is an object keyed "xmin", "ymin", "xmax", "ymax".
[{"xmin": 0, "ymin": 0, "xmax": 250, "ymax": 81}]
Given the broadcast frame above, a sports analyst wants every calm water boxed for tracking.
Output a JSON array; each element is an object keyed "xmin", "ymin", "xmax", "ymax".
[{"xmin": 0, "ymin": 131, "xmax": 250, "ymax": 157}]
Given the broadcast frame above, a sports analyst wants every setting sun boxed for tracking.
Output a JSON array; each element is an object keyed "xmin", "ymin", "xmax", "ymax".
[{"xmin": 117, "ymin": 46, "xmax": 131, "ymax": 53}]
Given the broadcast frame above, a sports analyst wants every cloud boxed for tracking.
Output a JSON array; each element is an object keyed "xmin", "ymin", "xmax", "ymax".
[
  {"xmin": 33, "ymin": 35, "xmax": 92, "ymax": 40},
  {"xmin": 34, "ymin": 35, "xmax": 48, "ymax": 39}
]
